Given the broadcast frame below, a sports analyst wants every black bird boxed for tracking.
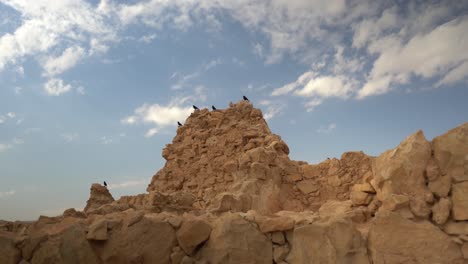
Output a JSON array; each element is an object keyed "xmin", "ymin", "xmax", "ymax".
[
  {"xmin": 212, "ymin": 105, "xmax": 217, "ymax": 111},
  {"xmin": 103, "ymin": 181, "xmax": 107, "ymax": 187},
  {"xmin": 177, "ymin": 121, "xmax": 182, "ymax": 127},
  {"xmin": 243, "ymin": 95, "xmax": 249, "ymax": 101},
  {"xmin": 193, "ymin": 105, "xmax": 199, "ymax": 110}
]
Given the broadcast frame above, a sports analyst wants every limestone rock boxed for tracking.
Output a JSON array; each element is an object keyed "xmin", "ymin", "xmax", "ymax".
[
  {"xmin": 63, "ymin": 208, "xmax": 86, "ymax": 218},
  {"xmin": 256, "ymin": 216, "xmax": 295, "ymax": 233},
  {"xmin": 271, "ymin": 231, "xmax": 285, "ymax": 245},
  {"xmin": 452, "ymin": 182, "xmax": 468, "ymax": 220},
  {"xmin": 432, "ymin": 122, "xmax": 467, "ymax": 183},
  {"xmin": 84, "ymin": 183, "xmax": 114, "ymax": 213},
  {"xmin": 432, "ymin": 198, "xmax": 451, "ymax": 225},
  {"xmin": 176, "ymin": 219, "xmax": 212, "ymax": 255},
  {"xmin": 428, "ymin": 174, "xmax": 452, "ymax": 198},
  {"xmin": 273, "ymin": 245, "xmax": 289, "ymax": 263},
  {"xmin": 444, "ymin": 221, "xmax": 468, "ymax": 235},
  {"xmin": 462, "ymin": 243, "xmax": 468, "ymax": 259},
  {"xmin": 368, "ymin": 212, "xmax": 463, "ymax": 263},
  {"xmin": 0, "ymin": 231, "xmax": 21, "ymax": 264},
  {"xmin": 86, "ymin": 218, "xmax": 107, "ymax": 241},
  {"xmin": 296, "ymin": 180, "xmax": 319, "ymax": 194},
  {"xmin": 350, "ymin": 190, "xmax": 372, "ymax": 206},
  {"xmin": 200, "ymin": 214, "xmax": 272, "ymax": 264},
  {"xmin": 372, "ymin": 131, "xmax": 432, "ymax": 216},
  {"xmin": 286, "ymin": 218, "xmax": 369, "ymax": 264}
]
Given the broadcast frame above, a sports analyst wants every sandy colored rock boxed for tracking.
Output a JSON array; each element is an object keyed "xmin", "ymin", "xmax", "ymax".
[
  {"xmin": 368, "ymin": 212, "xmax": 463, "ymax": 264},
  {"xmin": 286, "ymin": 218, "xmax": 369, "ymax": 264},
  {"xmin": 432, "ymin": 197, "xmax": 451, "ymax": 225},
  {"xmin": 271, "ymin": 231, "xmax": 285, "ymax": 245},
  {"xmin": 444, "ymin": 221, "xmax": 468, "ymax": 235},
  {"xmin": 433, "ymin": 123, "xmax": 467, "ymax": 183},
  {"xmin": 273, "ymin": 245, "xmax": 289, "ymax": 263},
  {"xmin": 452, "ymin": 182, "xmax": 468, "ymax": 220},
  {"xmin": 86, "ymin": 218, "xmax": 107, "ymax": 241},
  {"xmin": 0, "ymin": 231, "xmax": 21, "ymax": 264},
  {"xmin": 462, "ymin": 243, "xmax": 468, "ymax": 259},
  {"xmin": 296, "ymin": 179, "xmax": 319, "ymax": 194},
  {"xmin": 372, "ymin": 131, "xmax": 432, "ymax": 217},
  {"xmin": 350, "ymin": 190, "xmax": 372, "ymax": 205},
  {"xmin": 200, "ymin": 214, "xmax": 272, "ymax": 264},
  {"xmin": 84, "ymin": 183, "xmax": 114, "ymax": 213},
  {"xmin": 256, "ymin": 216, "xmax": 295, "ymax": 233},
  {"xmin": 176, "ymin": 219, "xmax": 212, "ymax": 255},
  {"xmin": 428, "ymin": 174, "xmax": 452, "ymax": 198}
]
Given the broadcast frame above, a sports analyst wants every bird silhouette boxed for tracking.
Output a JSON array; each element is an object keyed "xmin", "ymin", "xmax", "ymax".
[
  {"xmin": 212, "ymin": 105, "xmax": 217, "ymax": 111},
  {"xmin": 243, "ymin": 95, "xmax": 249, "ymax": 101},
  {"xmin": 193, "ymin": 105, "xmax": 199, "ymax": 110},
  {"xmin": 103, "ymin": 181, "xmax": 107, "ymax": 187},
  {"xmin": 177, "ymin": 121, "xmax": 182, "ymax": 127}
]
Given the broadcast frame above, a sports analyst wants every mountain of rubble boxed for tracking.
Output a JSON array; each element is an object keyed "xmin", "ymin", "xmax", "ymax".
[{"xmin": 1, "ymin": 100, "xmax": 467, "ymax": 264}]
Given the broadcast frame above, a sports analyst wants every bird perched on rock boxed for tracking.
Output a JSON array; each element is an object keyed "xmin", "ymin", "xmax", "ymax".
[
  {"xmin": 193, "ymin": 105, "xmax": 199, "ymax": 110},
  {"xmin": 243, "ymin": 95, "xmax": 249, "ymax": 101},
  {"xmin": 212, "ymin": 105, "xmax": 217, "ymax": 111},
  {"xmin": 177, "ymin": 121, "xmax": 182, "ymax": 127},
  {"xmin": 103, "ymin": 181, "xmax": 107, "ymax": 187}
]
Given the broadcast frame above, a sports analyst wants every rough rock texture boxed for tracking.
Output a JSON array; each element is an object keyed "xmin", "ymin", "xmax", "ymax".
[
  {"xmin": 84, "ymin": 183, "xmax": 115, "ymax": 213},
  {"xmin": 200, "ymin": 214, "xmax": 272, "ymax": 264},
  {"xmin": 368, "ymin": 212, "xmax": 463, "ymax": 263},
  {"xmin": 1, "ymin": 102, "xmax": 466, "ymax": 264}
]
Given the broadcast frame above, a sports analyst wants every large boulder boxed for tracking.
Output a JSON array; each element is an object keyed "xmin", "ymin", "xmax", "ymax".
[
  {"xmin": 176, "ymin": 219, "xmax": 212, "ymax": 255},
  {"xmin": 372, "ymin": 131, "xmax": 432, "ymax": 218},
  {"xmin": 95, "ymin": 216, "xmax": 177, "ymax": 264},
  {"xmin": 84, "ymin": 183, "xmax": 114, "ymax": 213},
  {"xmin": 368, "ymin": 212, "xmax": 463, "ymax": 263},
  {"xmin": 452, "ymin": 182, "xmax": 468, "ymax": 221},
  {"xmin": 286, "ymin": 218, "xmax": 369, "ymax": 264},
  {"xmin": 432, "ymin": 122, "xmax": 468, "ymax": 183},
  {"xmin": 200, "ymin": 214, "xmax": 272, "ymax": 264}
]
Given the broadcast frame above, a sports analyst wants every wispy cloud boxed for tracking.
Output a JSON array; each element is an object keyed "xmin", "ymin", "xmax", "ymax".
[
  {"xmin": 0, "ymin": 144, "xmax": 13, "ymax": 152},
  {"xmin": 171, "ymin": 59, "xmax": 222, "ymax": 90},
  {"xmin": 316, "ymin": 123, "xmax": 337, "ymax": 134},
  {"xmin": 0, "ymin": 190, "xmax": 16, "ymax": 198},
  {"xmin": 258, "ymin": 100, "xmax": 285, "ymax": 120},
  {"xmin": 144, "ymin": 128, "xmax": 158, "ymax": 138}
]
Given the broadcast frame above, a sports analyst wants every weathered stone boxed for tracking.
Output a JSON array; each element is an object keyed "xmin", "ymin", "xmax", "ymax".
[
  {"xmin": 409, "ymin": 198, "xmax": 431, "ymax": 218},
  {"xmin": 171, "ymin": 251, "xmax": 186, "ymax": 264},
  {"xmin": 256, "ymin": 216, "xmax": 295, "ymax": 233},
  {"xmin": 296, "ymin": 180, "xmax": 319, "ymax": 194},
  {"xmin": 176, "ymin": 219, "xmax": 212, "ymax": 255},
  {"xmin": 167, "ymin": 216, "xmax": 183, "ymax": 229},
  {"xmin": 286, "ymin": 218, "xmax": 369, "ymax": 264},
  {"xmin": 368, "ymin": 212, "xmax": 463, "ymax": 264},
  {"xmin": 86, "ymin": 218, "xmax": 107, "ymax": 241},
  {"xmin": 350, "ymin": 190, "xmax": 372, "ymax": 205},
  {"xmin": 0, "ymin": 231, "xmax": 21, "ymax": 264},
  {"xmin": 432, "ymin": 198, "xmax": 451, "ymax": 225},
  {"xmin": 452, "ymin": 182, "xmax": 468, "ymax": 220},
  {"xmin": 428, "ymin": 174, "xmax": 452, "ymax": 198},
  {"xmin": 84, "ymin": 183, "xmax": 114, "ymax": 213},
  {"xmin": 271, "ymin": 231, "xmax": 285, "ymax": 245},
  {"xmin": 273, "ymin": 245, "xmax": 289, "ymax": 263},
  {"xmin": 462, "ymin": 243, "xmax": 468, "ymax": 259},
  {"xmin": 352, "ymin": 183, "xmax": 376, "ymax": 193},
  {"xmin": 200, "ymin": 214, "xmax": 272, "ymax": 264},
  {"xmin": 444, "ymin": 221, "xmax": 468, "ymax": 235}
]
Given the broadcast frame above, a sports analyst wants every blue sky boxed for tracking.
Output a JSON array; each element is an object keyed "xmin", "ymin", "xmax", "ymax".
[{"xmin": 0, "ymin": 0, "xmax": 467, "ymax": 220}]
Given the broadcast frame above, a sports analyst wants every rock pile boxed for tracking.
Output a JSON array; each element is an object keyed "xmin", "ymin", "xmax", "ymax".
[{"xmin": 0, "ymin": 101, "xmax": 466, "ymax": 264}]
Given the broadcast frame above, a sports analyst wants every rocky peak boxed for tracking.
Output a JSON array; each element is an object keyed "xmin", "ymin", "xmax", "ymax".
[{"xmin": 84, "ymin": 183, "xmax": 114, "ymax": 213}]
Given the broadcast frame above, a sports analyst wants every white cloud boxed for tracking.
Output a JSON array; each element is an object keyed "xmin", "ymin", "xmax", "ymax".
[
  {"xmin": 258, "ymin": 100, "xmax": 284, "ymax": 120},
  {"xmin": 138, "ymin": 33, "xmax": 157, "ymax": 43},
  {"xmin": 272, "ymin": 71, "xmax": 356, "ymax": 109},
  {"xmin": 6, "ymin": 112, "xmax": 15, "ymax": 118},
  {"xmin": 0, "ymin": 190, "xmax": 16, "ymax": 198},
  {"xmin": 171, "ymin": 59, "xmax": 222, "ymax": 90},
  {"xmin": 14, "ymin": 86, "xmax": 22, "ymax": 95},
  {"xmin": 316, "ymin": 123, "xmax": 337, "ymax": 134},
  {"xmin": 107, "ymin": 178, "xmax": 149, "ymax": 190},
  {"xmin": 124, "ymin": 103, "xmax": 192, "ymax": 128},
  {"xmin": 76, "ymin": 86, "xmax": 85, "ymax": 95},
  {"xmin": 61, "ymin": 133, "xmax": 79, "ymax": 143},
  {"xmin": 13, "ymin": 137, "xmax": 24, "ymax": 144},
  {"xmin": 44, "ymin": 78, "xmax": 72, "ymax": 96},
  {"xmin": 100, "ymin": 136, "xmax": 113, "ymax": 145},
  {"xmin": 0, "ymin": 143, "xmax": 12, "ymax": 152},
  {"xmin": 144, "ymin": 128, "xmax": 158, "ymax": 138},
  {"xmin": 43, "ymin": 46, "xmax": 86, "ymax": 76},
  {"xmin": 358, "ymin": 16, "xmax": 468, "ymax": 98}
]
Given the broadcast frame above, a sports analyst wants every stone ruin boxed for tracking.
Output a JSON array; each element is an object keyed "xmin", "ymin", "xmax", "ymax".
[{"xmin": 1, "ymin": 100, "xmax": 467, "ymax": 264}]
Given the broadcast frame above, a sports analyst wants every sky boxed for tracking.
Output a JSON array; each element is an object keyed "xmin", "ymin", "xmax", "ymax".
[{"xmin": 0, "ymin": 0, "xmax": 467, "ymax": 221}]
